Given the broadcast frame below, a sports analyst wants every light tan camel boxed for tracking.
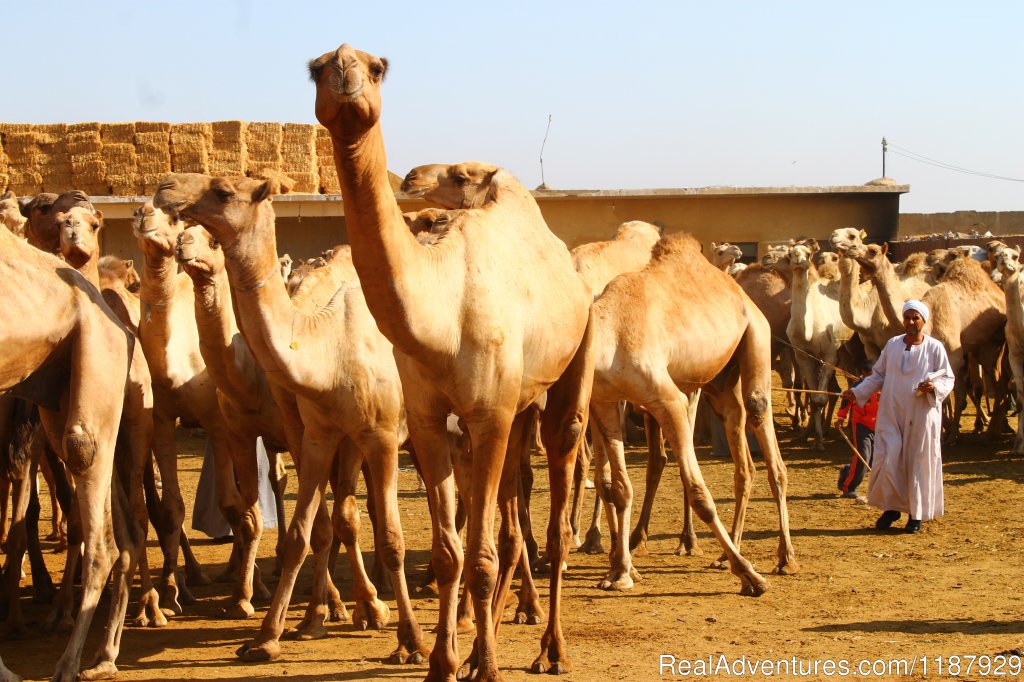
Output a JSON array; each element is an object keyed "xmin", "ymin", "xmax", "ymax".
[
  {"xmin": 309, "ymin": 43, "xmax": 593, "ymax": 678},
  {"xmin": 709, "ymin": 242, "xmax": 743, "ymax": 272},
  {"xmin": 0, "ymin": 191, "xmax": 26, "ymax": 237},
  {"xmin": 996, "ymin": 246, "xmax": 1024, "ymax": 454},
  {"xmin": 154, "ymin": 174, "xmax": 426, "ymax": 665},
  {"xmin": 762, "ymin": 240, "xmax": 854, "ymax": 450},
  {"xmin": 0, "ymin": 225, "xmax": 138, "ymax": 682},
  {"xmin": 174, "ymin": 223, "xmax": 357, "ymax": 625},
  {"xmin": 588, "ymin": 232, "xmax": 796, "ymax": 593},
  {"xmin": 55, "ymin": 206, "xmax": 169, "ymax": 629},
  {"xmin": 133, "ymin": 203, "xmax": 250, "ymax": 615}
]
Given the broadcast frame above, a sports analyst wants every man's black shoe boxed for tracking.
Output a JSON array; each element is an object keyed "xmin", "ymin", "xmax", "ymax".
[
  {"xmin": 875, "ymin": 510, "xmax": 901, "ymax": 529},
  {"xmin": 904, "ymin": 519, "xmax": 922, "ymax": 534}
]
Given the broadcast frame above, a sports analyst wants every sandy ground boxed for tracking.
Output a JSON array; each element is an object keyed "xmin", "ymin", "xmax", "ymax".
[{"xmin": 3, "ymin": 402, "xmax": 1024, "ymax": 682}]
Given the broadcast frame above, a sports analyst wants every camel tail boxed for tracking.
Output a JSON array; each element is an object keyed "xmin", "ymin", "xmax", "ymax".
[{"xmin": 736, "ymin": 301, "xmax": 774, "ymax": 429}]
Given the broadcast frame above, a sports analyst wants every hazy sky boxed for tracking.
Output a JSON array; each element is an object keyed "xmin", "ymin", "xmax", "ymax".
[{"xmin": 5, "ymin": 2, "xmax": 1022, "ymax": 213}]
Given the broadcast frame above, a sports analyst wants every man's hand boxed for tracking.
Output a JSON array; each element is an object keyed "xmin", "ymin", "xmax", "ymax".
[
  {"xmin": 841, "ymin": 389, "xmax": 856, "ymax": 403},
  {"xmin": 916, "ymin": 380, "xmax": 934, "ymax": 394}
]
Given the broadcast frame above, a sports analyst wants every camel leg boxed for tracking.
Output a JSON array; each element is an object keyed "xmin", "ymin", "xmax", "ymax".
[
  {"xmin": 1, "ymin": 455, "xmax": 32, "ymax": 637},
  {"xmin": 1009, "ymin": 349, "xmax": 1024, "ymax": 455},
  {"xmin": 358, "ymin": 429, "xmax": 428, "ymax": 664},
  {"xmin": 518, "ymin": 435, "xmax": 540, "ymax": 571},
  {"xmin": 150, "ymin": 412, "xmax": 186, "ymax": 615},
  {"xmin": 647, "ymin": 383, "xmax": 768, "ymax": 598},
  {"xmin": 569, "ymin": 435, "xmax": 591, "ymax": 547},
  {"xmin": 237, "ymin": 421, "xmax": 341, "ymax": 661},
  {"xmin": 578, "ymin": 426, "xmax": 609, "ymax": 556},
  {"xmin": 0, "ymin": 472, "xmax": 7, "ymax": 553},
  {"xmin": 39, "ymin": 453, "xmax": 65, "ymax": 546},
  {"xmin": 403, "ymin": 401, "xmax": 462, "ymax": 682},
  {"xmin": 590, "ymin": 400, "xmax": 638, "ymax": 591},
  {"xmin": 214, "ymin": 427, "xmax": 264, "ymax": 620},
  {"xmin": 513, "ymin": 462, "xmax": 545, "ymax": 626},
  {"xmin": 531, "ymin": 315, "xmax": 593, "ymax": 676},
  {"xmin": 629, "ymin": 412, "xmax": 667, "ymax": 556},
  {"xmin": 267, "ymin": 449, "xmax": 289, "ymax": 576},
  {"xmin": 945, "ymin": 347, "xmax": 967, "ymax": 444}
]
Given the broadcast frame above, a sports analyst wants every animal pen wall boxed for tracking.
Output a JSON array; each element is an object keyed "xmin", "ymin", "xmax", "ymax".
[{"xmin": 92, "ymin": 183, "xmax": 909, "ymax": 264}]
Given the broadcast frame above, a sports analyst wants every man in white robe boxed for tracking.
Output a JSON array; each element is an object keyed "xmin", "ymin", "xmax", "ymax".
[{"xmin": 842, "ymin": 299, "xmax": 954, "ymax": 533}]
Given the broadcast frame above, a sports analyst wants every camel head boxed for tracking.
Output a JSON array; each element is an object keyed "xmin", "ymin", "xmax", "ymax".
[
  {"xmin": 926, "ymin": 248, "xmax": 962, "ymax": 280},
  {"xmin": 154, "ymin": 173, "xmax": 282, "ymax": 250},
  {"xmin": 0, "ymin": 191, "xmax": 27, "ymax": 238},
  {"xmin": 57, "ymin": 206, "xmax": 104, "ymax": 269},
  {"xmin": 850, "ymin": 242, "xmax": 889, "ymax": 275},
  {"xmin": 403, "ymin": 207, "xmax": 451, "ymax": 235},
  {"xmin": 308, "ymin": 43, "xmax": 388, "ymax": 138},
  {"xmin": 760, "ymin": 243, "xmax": 791, "ymax": 270},
  {"xmin": 995, "ymin": 245, "xmax": 1020, "ymax": 278},
  {"xmin": 788, "ymin": 243, "xmax": 815, "ymax": 271},
  {"xmin": 401, "ymin": 162, "xmax": 500, "ymax": 209},
  {"xmin": 20, "ymin": 190, "xmax": 93, "ymax": 254},
  {"xmin": 987, "ymin": 240, "xmax": 1008, "ymax": 265},
  {"xmin": 133, "ymin": 201, "xmax": 186, "ymax": 258},
  {"xmin": 278, "ymin": 254, "xmax": 293, "ymax": 281},
  {"xmin": 175, "ymin": 225, "xmax": 225, "ymax": 280},
  {"xmin": 828, "ymin": 227, "xmax": 866, "ymax": 255},
  {"xmin": 710, "ymin": 242, "xmax": 743, "ymax": 269},
  {"xmin": 98, "ymin": 255, "xmax": 141, "ymax": 294}
]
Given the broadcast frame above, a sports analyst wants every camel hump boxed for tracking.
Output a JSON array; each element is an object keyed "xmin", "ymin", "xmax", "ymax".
[{"xmin": 650, "ymin": 232, "xmax": 702, "ymax": 260}]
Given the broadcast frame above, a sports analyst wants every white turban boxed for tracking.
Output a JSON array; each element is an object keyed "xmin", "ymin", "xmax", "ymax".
[{"xmin": 902, "ymin": 299, "xmax": 930, "ymax": 322}]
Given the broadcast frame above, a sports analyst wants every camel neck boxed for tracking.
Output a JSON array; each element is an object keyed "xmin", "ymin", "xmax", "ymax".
[
  {"xmin": 190, "ymin": 270, "xmax": 247, "ymax": 398},
  {"xmin": 1004, "ymin": 269, "xmax": 1024, "ymax": 328},
  {"xmin": 329, "ymin": 125, "xmax": 438, "ymax": 357},
  {"xmin": 836, "ymin": 257, "xmax": 873, "ymax": 334}
]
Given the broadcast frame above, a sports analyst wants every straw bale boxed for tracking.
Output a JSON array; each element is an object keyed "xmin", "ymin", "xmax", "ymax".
[
  {"xmin": 285, "ymin": 171, "xmax": 319, "ymax": 194},
  {"xmin": 317, "ymin": 156, "xmax": 340, "ymax": 194},
  {"xmin": 138, "ymin": 159, "xmax": 172, "ymax": 175},
  {"xmin": 9, "ymin": 169, "xmax": 42, "ymax": 195},
  {"xmin": 171, "ymin": 123, "xmax": 210, "ymax": 174},
  {"xmin": 0, "ymin": 173, "xmax": 8, "ymax": 193},
  {"xmin": 103, "ymin": 143, "xmax": 138, "ymax": 180},
  {"xmin": 212, "ymin": 120, "xmax": 247, "ymax": 143},
  {"xmin": 136, "ymin": 121, "xmax": 171, "ymax": 134},
  {"xmin": 101, "ymin": 123, "xmax": 137, "ymax": 143},
  {"xmin": 3, "ymin": 132, "xmax": 42, "ymax": 157},
  {"xmin": 0, "ymin": 123, "xmax": 36, "ymax": 136},
  {"xmin": 209, "ymin": 150, "xmax": 247, "ymax": 176},
  {"xmin": 110, "ymin": 175, "xmax": 144, "ymax": 196},
  {"xmin": 68, "ymin": 122, "xmax": 101, "ymax": 134},
  {"xmin": 66, "ymin": 135, "xmax": 103, "ymax": 156}
]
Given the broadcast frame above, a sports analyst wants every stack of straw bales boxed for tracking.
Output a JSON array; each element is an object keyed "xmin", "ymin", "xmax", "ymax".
[
  {"xmin": 315, "ymin": 125, "xmax": 340, "ymax": 194},
  {"xmin": 67, "ymin": 122, "xmax": 107, "ymax": 195},
  {"xmin": 245, "ymin": 122, "xmax": 282, "ymax": 179},
  {"xmin": 280, "ymin": 124, "xmax": 319, "ymax": 193},
  {"xmin": 0, "ymin": 124, "xmax": 44, "ymax": 195},
  {"xmin": 170, "ymin": 122, "xmax": 212, "ymax": 174},
  {"xmin": 135, "ymin": 122, "xmax": 172, "ymax": 195},
  {"xmin": 210, "ymin": 121, "xmax": 248, "ymax": 176},
  {"xmin": 102, "ymin": 123, "xmax": 142, "ymax": 196},
  {"xmin": 0, "ymin": 134, "xmax": 7, "ymax": 193}
]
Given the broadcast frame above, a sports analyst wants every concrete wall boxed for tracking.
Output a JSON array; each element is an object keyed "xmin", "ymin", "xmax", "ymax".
[
  {"xmin": 95, "ymin": 183, "xmax": 908, "ymax": 263},
  {"xmin": 899, "ymin": 210, "xmax": 1024, "ymax": 238}
]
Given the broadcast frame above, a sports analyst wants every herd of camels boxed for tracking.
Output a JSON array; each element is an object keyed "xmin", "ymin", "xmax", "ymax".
[{"xmin": 0, "ymin": 43, "xmax": 1019, "ymax": 682}]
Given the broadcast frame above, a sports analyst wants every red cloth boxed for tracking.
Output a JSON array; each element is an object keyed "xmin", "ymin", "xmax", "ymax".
[{"xmin": 836, "ymin": 388, "xmax": 879, "ymax": 430}]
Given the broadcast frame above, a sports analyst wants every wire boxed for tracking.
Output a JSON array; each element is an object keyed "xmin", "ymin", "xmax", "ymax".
[{"xmin": 888, "ymin": 143, "xmax": 1024, "ymax": 183}]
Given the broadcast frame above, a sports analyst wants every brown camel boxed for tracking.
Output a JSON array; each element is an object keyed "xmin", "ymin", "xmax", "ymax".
[
  {"xmin": 309, "ymin": 44, "xmax": 593, "ymax": 679},
  {"xmin": 1, "ymin": 225, "xmax": 138, "ymax": 682},
  {"xmin": 589, "ymin": 232, "xmax": 796, "ymax": 592},
  {"xmin": 19, "ymin": 190, "xmax": 93, "ymax": 254},
  {"xmin": 154, "ymin": 174, "xmax": 426, "ymax": 665}
]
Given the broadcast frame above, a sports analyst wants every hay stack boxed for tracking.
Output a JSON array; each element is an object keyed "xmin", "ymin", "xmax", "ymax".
[
  {"xmin": 209, "ymin": 120, "xmax": 247, "ymax": 176},
  {"xmin": 170, "ymin": 122, "xmax": 211, "ymax": 174},
  {"xmin": 245, "ymin": 122, "xmax": 281, "ymax": 179},
  {"xmin": 0, "ymin": 128, "xmax": 10, "ymax": 193},
  {"xmin": 135, "ymin": 122, "xmax": 172, "ymax": 194},
  {"xmin": 281, "ymin": 123, "xmax": 319, "ymax": 193},
  {"xmin": 65, "ymin": 122, "xmax": 107, "ymax": 195},
  {"xmin": 1, "ymin": 128, "xmax": 44, "ymax": 196},
  {"xmin": 315, "ymin": 125, "xmax": 340, "ymax": 194},
  {"xmin": 102, "ymin": 123, "xmax": 142, "ymax": 194}
]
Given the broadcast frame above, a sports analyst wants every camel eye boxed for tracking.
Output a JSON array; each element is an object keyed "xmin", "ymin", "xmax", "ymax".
[
  {"xmin": 370, "ymin": 62, "xmax": 384, "ymax": 81},
  {"xmin": 210, "ymin": 238, "xmax": 219, "ymax": 248},
  {"xmin": 214, "ymin": 188, "xmax": 232, "ymax": 202}
]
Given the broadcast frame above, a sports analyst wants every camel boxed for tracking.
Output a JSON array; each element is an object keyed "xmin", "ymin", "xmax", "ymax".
[
  {"xmin": 153, "ymin": 175, "xmax": 426, "ymax": 666},
  {"xmin": 586, "ymin": 232, "xmax": 795, "ymax": 594},
  {"xmin": 19, "ymin": 190, "xmax": 93, "ymax": 254},
  {"xmin": 308, "ymin": 43, "xmax": 593, "ymax": 678},
  {"xmin": 762, "ymin": 240, "xmax": 854, "ymax": 450},
  {"xmin": 0, "ymin": 225, "xmax": 138, "ymax": 682},
  {"xmin": 709, "ymin": 241, "xmax": 743, "ymax": 273},
  {"xmin": 0, "ymin": 191, "xmax": 26, "ymax": 237},
  {"xmin": 55, "ymin": 205, "xmax": 169, "ymax": 629},
  {"xmin": 996, "ymin": 246, "xmax": 1024, "ymax": 454}
]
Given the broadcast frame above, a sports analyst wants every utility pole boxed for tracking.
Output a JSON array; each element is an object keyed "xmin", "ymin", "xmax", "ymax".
[
  {"xmin": 538, "ymin": 115, "xmax": 552, "ymax": 189},
  {"xmin": 882, "ymin": 137, "xmax": 888, "ymax": 177}
]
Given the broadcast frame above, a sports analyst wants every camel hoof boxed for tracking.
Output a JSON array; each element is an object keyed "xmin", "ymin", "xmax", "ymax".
[
  {"xmin": 739, "ymin": 574, "xmax": 769, "ymax": 597},
  {"xmin": 329, "ymin": 601, "xmax": 349, "ymax": 623},
  {"xmin": 631, "ymin": 539, "xmax": 649, "ymax": 557},
  {"xmin": 352, "ymin": 599, "xmax": 390, "ymax": 631},
  {"xmin": 513, "ymin": 611, "xmax": 544, "ymax": 625},
  {"xmin": 186, "ymin": 567, "xmax": 212, "ymax": 586},
  {"xmin": 674, "ymin": 542, "xmax": 703, "ymax": 557},
  {"xmin": 386, "ymin": 641, "xmax": 429, "ymax": 665},
  {"xmin": 159, "ymin": 586, "xmax": 183, "ymax": 616},
  {"xmin": 708, "ymin": 554, "xmax": 729, "ymax": 570},
  {"xmin": 531, "ymin": 651, "xmax": 572, "ymax": 675},
  {"xmin": 282, "ymin": 621, "xmax": 328, "ymax": 641},
  {"xmin": 773, "ymin": 557, "xmax": 800, "ymax": 576},
  {"xmin": 236, "ymin": 640, "xmax": 280, "ymax": 662},
  {"xmin": 456, "ymin": 615, "xmax": 475, "ymax": 635},
  {"xmin": 219, "ymin": 599, "xmax": 255, "ymax": 620},
  {"xmin": 578, "ymin": 528, "xmax": 605, "ymax": 556},
  {"xmin": 79, "ymin": 661, "xmax": 118, "ymax": 681},
  {"xmin": 597, "ymin": 570, "xmax": 635, "ymax": 591}
]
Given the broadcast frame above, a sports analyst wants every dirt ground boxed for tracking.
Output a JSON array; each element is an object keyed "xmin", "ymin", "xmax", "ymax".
[{"xmin": 3, "ymin": 399, "xmax": 1024, "ymax": 682}]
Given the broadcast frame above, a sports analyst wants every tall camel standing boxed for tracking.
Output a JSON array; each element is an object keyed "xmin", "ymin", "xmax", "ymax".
[
  {"xmin": 588, "ymin": 232, "xmax": 796, "ymax": 592},
  {"xmin": 0, "ymin": 226, "xmax": 138, "ymax": 682},
  {"xmin": 153, "ymin": 176, "xmax": 426, "ymax": 665},
  {"xmin": 763, "ymin": 240, "xmax": 854, "ymax": 450},
  {"xmin": 996, "ymin": 246, "xmax": 1024, "ymax": 454},
  {"xmin": 308, "ymin": 44, "xmax": 593, "ymax": 679},
  {"xmin": 173, "ymin": 223, "xmax": 356, "ymax": 625}
]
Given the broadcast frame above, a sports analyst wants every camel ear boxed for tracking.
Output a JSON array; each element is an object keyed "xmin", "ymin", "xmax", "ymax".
[
  {"xmin": 307, "ymin": 53, "xmax": 332, "ymax": 82},
  {"xmin": 125, "ymin": 260, "xmax": 133, "ymax": 270},
  {"xmin": 0, "ymin": 191, "xmax": 13, "ymax": 201},
  {"xmin": 252, "ymin": 180, "xmax": 276, "ymax": 204},
  {"xmin": 881, "ymin": 242, "xmax": 888, "ymax": 256},
  {"xmin": 94, "ymin": 210, "xmax": 104, "ymax": 229},
  {"xmin": 711, "ymin": 241, "xmax": 718, "ymax": 250},
  {"xmin": 859, "ymin": 229, "xmax": 868, "ymax": 239},
  {"xmin": 806, "ymin": 238, "xmax": 819, "ymax": 252}
]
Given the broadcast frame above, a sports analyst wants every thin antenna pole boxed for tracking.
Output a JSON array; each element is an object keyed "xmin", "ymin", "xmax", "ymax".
[
  {"xmin": 882, "ymin": 137, "xmax": 888, "ymax": 177},
  {"xmin": 539, "ymin": 114, "xmax": 552, "ymax": 187}
]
